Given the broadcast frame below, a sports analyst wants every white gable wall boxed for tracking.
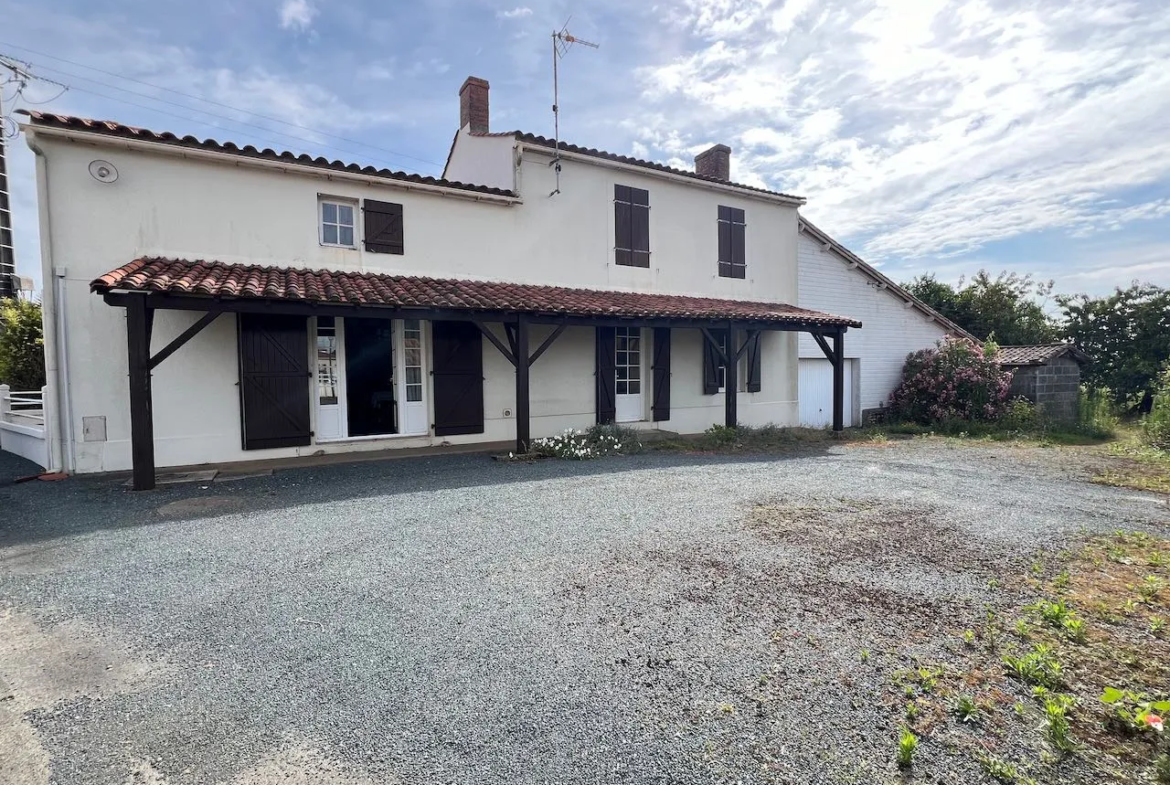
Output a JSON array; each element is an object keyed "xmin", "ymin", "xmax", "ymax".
[{"xmin": 797, "ymin": 229, "xmax": 950, "ymax": 415}]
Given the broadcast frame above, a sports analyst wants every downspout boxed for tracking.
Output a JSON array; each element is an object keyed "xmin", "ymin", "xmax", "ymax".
[{"xmin": 26, "ymin": 134, "xmax": 73, "ymax": 473}]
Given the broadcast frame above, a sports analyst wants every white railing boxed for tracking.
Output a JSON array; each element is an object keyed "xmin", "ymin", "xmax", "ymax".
[{"xmin": 0, "ymin": 384, "xmax": 52, "ymax": 469}]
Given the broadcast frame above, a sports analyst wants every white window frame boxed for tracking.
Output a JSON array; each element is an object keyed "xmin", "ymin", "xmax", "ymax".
[{"xmin": 319, "ymin": 198, "xmax": 357, "ymax": 248}]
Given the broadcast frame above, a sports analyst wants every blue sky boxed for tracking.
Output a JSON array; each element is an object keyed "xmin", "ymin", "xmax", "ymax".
[{"xmin": 3, "ymin": 0, "xmax": 1169, "ymax": 297}]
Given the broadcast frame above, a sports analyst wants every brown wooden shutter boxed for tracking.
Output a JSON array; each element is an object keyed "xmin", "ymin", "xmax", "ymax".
[
  {"xmin": 702, "ymin": 328, "xmax": 723, "ymax": 395},
  {"xmin": 432, "ymin": 320, "xmax": 483, "ymax": 436},
  {"xmin": 746, "ymin": 331, "xmax": 762, "ymax": 393},
  {"xmin": 718, "ymin": 206, "xmax": 746, "ymax": 278},
  {"xmin": 596, "ymin": 326, "xmax": 616, "ymax": 423},
  {"xmin": 238, "ymin": 313, "xmax": 311, "ymax": 450},
  {"xmin": 651, "ymin": 327, "xmax": 671, "ymax": 421},
  {"xmin": 614, "ymin": 185, "xmax": 650, "ymax": 268},
  {"xmin": 363, "ymin": 200, "xmax": 404, "ymax": 255}
]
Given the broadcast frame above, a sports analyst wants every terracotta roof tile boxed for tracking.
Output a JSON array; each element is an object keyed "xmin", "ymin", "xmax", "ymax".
[
  {"xmin": 20, "ymin": 111, "xmax": 517, "ymax": 198},
  {"xmin": 91, "ymin": 258, "xmax": 860, "ymax": 328},
  {"xmin": 997, "ymin": 344, "xmax": 1089, "ymax": 366}
]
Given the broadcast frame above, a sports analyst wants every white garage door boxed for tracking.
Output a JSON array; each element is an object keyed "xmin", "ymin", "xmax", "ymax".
[{"xmin": 799, "ymin": 359, "xmax": 854, "ymax": 428}]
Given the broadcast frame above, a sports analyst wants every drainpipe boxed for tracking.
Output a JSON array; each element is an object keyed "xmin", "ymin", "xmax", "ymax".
[{"xmin": 26, "ymin": 135, "xmax": 72, "ymax": 473}]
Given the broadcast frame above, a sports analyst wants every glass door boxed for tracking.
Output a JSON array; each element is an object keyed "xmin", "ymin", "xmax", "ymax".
[
  {"xmin": 614, "ymin": 327, "xmax": 643, "ymax": 422},
  {"xmin": 315, "ymin": 317, "xmax": 346, "ymax": 440},
  {"xmin": 345, "ymin": 318, "xmax": 397, "ymax": 437}
]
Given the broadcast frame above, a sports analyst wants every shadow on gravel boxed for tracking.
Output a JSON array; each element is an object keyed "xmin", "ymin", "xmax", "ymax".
[{"xmin": 0, "ymin": 442, "xmax": 842, "ymax": 548}]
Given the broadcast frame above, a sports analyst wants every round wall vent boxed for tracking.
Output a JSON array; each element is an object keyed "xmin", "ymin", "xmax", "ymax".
[{"xmin": 88, "ymin": 160, "xmax": 119, "ymax": 183}]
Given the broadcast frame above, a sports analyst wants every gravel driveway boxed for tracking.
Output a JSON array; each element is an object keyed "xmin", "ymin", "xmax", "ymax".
[{"xmin": 1, "ymin": 441, "xmax": 1167, "ymax": 785}]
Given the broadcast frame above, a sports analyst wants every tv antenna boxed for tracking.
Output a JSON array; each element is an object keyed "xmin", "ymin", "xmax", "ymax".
[
  {"xmin": 0, "ymin": 53, "xmax": 68, "ymax": 299},
  {"xmin": 550, "ymin": 20, "xmax": 598, "ymax": 196}
]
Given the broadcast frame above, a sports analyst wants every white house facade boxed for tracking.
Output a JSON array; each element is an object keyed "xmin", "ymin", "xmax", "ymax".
[
  {"xmin": 795, "ymin": 219, "xmax": 971, "ymax": 426},
  {"xmin": 20, "ymin": 76, "xmax": 860, "ymax": 488}
]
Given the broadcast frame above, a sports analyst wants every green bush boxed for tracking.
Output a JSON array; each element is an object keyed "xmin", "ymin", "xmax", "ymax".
[
  {"xmin": 1143, "ymin": 367, "xmax": 1170, "ymax": 450},
  {"xmin": 0, "ymin": 299, "xmax": 46, "ymax": 391},
  {"xmin": 888, "ymin": 338, "xmax": 1013, "ymax": 425}
]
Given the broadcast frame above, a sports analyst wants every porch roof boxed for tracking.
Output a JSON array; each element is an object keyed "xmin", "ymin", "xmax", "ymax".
[{"xmin": 92, "ymin": 258, "xmax": 861, "ymax": 329}]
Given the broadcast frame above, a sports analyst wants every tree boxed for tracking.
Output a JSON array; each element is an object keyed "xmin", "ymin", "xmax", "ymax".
[
  {"xmin": 0, "ymin": 298, "xmax": 46, "ymax": 391},
  {"xmin": 1058, "ymin": 284, "xmax": 1170, "ymax": 411},
  {"xmin": 903, "ymin": 271, "xmax": 1058, "ymax": 345}
]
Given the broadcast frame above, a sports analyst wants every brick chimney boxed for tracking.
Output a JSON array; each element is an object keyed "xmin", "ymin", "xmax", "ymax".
[
  {"xmin": 459, "ymin": 76, "xmax": 490, "ymax": 134},
  {"xmin": 694, "ymin": 144, "xmax": 731, "ymax": 181}
]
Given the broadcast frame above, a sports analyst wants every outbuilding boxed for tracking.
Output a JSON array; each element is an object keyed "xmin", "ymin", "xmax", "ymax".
[{"xmin": 998, "ymin": 344, "xmax": 1089, "ymax": 422}]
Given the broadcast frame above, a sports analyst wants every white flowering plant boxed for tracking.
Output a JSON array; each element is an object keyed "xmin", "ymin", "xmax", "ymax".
[{"xmin": 530, "ymin": 424, "xmax": 642, "ymax": 460}]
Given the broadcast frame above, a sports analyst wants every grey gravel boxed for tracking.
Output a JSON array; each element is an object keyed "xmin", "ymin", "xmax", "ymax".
[{"xmin": 0, "ymin": 440, "xmax": 1167, "ymax": 785}]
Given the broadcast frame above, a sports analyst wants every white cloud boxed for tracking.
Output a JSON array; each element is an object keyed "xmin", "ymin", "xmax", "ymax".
[
  {"xmin": 629, "ymin": 0, "xmax": 1170, "ymax": 267},
  {"xmin": 279, "ymin": 0, "xmax": 317, "ymax": 32},
  {"xmin": 497, "ymin": 6, "xmax": 533, "ymax": 19}
]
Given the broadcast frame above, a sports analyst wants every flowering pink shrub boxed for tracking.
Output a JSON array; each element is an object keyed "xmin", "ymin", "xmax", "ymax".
[{"xmin": 888, "ymin": 338, "xmax": 1013, "ymax": 424}]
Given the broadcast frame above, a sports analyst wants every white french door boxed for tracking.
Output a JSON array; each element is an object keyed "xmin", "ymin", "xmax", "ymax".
[
  {"xmin": 614, "ymin": 326, "xmax": 644, "ymax": 423},
  {"xmin": 314, "ymin": 317, "xmax": 429, "ymax": 440}
]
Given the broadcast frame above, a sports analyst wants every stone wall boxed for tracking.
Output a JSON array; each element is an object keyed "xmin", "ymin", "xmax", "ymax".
[{"xmin": 1007, "ymin": 356, "xmax": 1081, "ymax": 422}]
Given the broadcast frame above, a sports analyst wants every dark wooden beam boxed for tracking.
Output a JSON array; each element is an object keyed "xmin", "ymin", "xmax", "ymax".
[
  {"xmin": 515, "ymin": 314, "xmax": 530, "ymax": 453},
  {"xmin": 470, "ymin": 318, "xmax": 516, "ymax": 366},
  {"xmin": 527, "ymin": 320, "xmax": 568, "ymax": 366},
  {"xmin": 503, "ymin": 322, "xmax": 518, "ymax": 359},
  {"xmin": 724, "ymin": 321, "xmax": 738, "ymax": 428},
  {"xmin": 101, "ymin": 291, "xmax": 856, "ymax": 334},
  {"xmin": 125, "ymin": 296, "xmax": 156, "ymax": 491},
  {"xmin": 734, "ymin": 328, "xmax": 758, "ymax": 361},
  {"xmin": 811, "ymin": 332, "xmax": 836, "ymax": 366},
  {"xmin": 148, "ymin": 310, "xmax": 222, "ymax": 370},
  {"xmin": 699, "ymin": 326, "xmax": 730, "ymax": 364},
  {"xmin": 832, "ymin": 330, "xmax": 845, "ymax": 432}
]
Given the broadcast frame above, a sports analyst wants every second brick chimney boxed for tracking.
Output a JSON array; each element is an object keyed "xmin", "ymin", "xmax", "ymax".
[
  {"xmin": 694, "ymin": 144, "xmax": 731, "ymax": 181},
  {"xmin": 459, "ymin": 76, "xmax": 490, "ymax": 134}
]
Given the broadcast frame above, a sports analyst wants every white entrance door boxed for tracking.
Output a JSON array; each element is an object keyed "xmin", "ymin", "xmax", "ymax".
[
  {"xmin": 615, "ymin": 327, "xmax": 643, "ymax": 423},
  {"xmin": 315, "ymin": 316, "xmax": 346, "ymax": 439},
  {"xmin": 398, "ymin": 319, "xmax": 428, "ymax": 435},
  {"xmin": 798, "ymin": 358, "xmax": 853, "ymax": 427}
]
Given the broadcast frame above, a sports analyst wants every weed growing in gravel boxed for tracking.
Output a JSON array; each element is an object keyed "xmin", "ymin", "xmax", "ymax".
[
  {"xmin": 1031, "ymin": 598, "xmax": 1089, "ymax": 642},
  {"xmin": 1156, "ymin": 753, "xmax": 1170, "ymax": 784},
  {"xmin": 1003, "ymin": 644, "xmax": 1064, "ymax": 689},
  {"xmin": 1014, "ymin": 618, "xmax": 1030, "ymax": 638},
  {"xmin": 1043, "ymin": 693, "xmax": 1077, "ymax": 753},
  {"xmin": 895, "ymin": 727, "xmax": 918, "ymax": 768},
  {"xmin": 963, "ymin": 628, "xmax": 976, "ymax": 647},
  {"xmin": 860, "ymin": 648, "xmax": 870, "ymax": 663},
  {"xmin": 905, "ymin": 701, "xmax": 918, "ymax": 721},
  {"xmin": 1152, "ymin": 617, "xmax": 1167, "ymax": 638},
  {"xmin": 1100, "ymin": 687, "xmax": 1170, "ymax": 735},
  {"xmin": 980, "ymin": 755, "xmax": 1019, "ymax": 783},
  {"xmin": 1139, "ymin": 575, "xmax": 1165, "ymax": 604},
  {"xmin": 954, "ymin": 694, "xmax": 980, "ymax": 723}
]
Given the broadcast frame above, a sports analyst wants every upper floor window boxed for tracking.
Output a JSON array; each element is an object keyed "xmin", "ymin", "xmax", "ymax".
[
  {"xmin": 717, "ymin": 205, "xmax": 746, "ymax": 278},
  {"xmin": 320, "ymin": 199, "xmax": 356, "ymax": 247},
  {"xmin": 614, "ymin": 185, "xmax": 650, "ymax": 268}
]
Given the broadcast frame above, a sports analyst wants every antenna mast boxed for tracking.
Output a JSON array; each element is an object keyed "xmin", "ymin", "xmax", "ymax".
[
  {"xmin": 0, "ymin": 53, "xmax": 68, "ymax": 299},
  {"xmin": 550, "ymin": 21, "xmax": 598, "ymax": 197}
]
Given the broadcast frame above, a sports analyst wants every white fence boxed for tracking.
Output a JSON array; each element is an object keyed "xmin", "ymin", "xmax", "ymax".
[{"xmin": 0, "ymin": 384, "xmax": 52, "ymax": 469}]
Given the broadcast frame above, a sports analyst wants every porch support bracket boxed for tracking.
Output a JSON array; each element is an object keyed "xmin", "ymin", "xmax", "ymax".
[
  {"xmin": 527, "ymin": 319, "xmax": 567, "ymax": 366},
  {"xmin": 471, "ymin": 318, "xmax": 517, "ymax": 367},
  {"xmin": 148, "ymin": 310, "xmax": 223, "ymax": 370}
]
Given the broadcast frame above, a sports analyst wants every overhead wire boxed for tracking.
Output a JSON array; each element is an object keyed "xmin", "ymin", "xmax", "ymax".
[{"xmin": 0, "ymin": 40, "xmax": 442, "ymax": 170}]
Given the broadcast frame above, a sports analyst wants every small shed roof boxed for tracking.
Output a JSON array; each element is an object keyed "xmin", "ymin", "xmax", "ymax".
[{"xmin": 997, "ymin": 344, "xmax": 1090, "ymax": 367}]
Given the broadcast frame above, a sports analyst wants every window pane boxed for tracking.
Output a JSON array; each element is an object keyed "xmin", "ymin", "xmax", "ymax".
[
  {"xmin": 406, "ymin": 367, "xmax": 421, "ymax": 386},
  {"xmin": 404, "ymin": 319, "xmax": 421, "ymax": 332},
  {"xmin": 616, "ymin": 367, "xmax": 628, "ymax": 381},
  {"xmin": 322, "ymin": 202, "xmax": 337, "ymax": 223},
  {"xmin": 616, "ymin": 381, "xmax": 627, "ymax": 396},
  {"xmin": 616, "ymin": 351, "xmax": 627, "ymax": 366},
  {"xmin": 628, "ymin": 366, "xmax": 640, "ymax": 381},
  {"xmin": 628, "ymin": 337, "xmax": 640, "ymax": 353},
  {"xmin": 405, "ymin": 348, "xmax": 421, "ymax": 366},
  {"xmin": 339, "ymin": 226, "xmax": 354, "ymax": 246},
  {"xmin": 323, "ymin": 224, "xmax": 338, "ymax": 245},
  {"xmin": 338, "ymin": 204, "xmax": 354, "ymax": 226},
  {"xmin": 629, "ymin": 381, "xmax": 640, "ymax": 395},
  {"xmin": 407, "ymin": 385, "xmax": 422, "ymax": 403}
]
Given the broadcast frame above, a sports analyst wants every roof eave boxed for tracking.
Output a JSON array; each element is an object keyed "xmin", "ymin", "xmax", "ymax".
[{"xmin": 22, "ymin": 119, "xmax": 522, "ymax": 205}]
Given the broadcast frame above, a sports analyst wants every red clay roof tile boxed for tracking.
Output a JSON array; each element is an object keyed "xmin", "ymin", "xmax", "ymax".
[{"xmin": 91, "ymin": 258, "xmax": 861, "ymax": 328}]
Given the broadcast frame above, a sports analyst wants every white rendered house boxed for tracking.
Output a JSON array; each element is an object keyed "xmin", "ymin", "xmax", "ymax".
[{"xmin": 21, "ymin": 76, "xmax": 860, "ymax": 489}]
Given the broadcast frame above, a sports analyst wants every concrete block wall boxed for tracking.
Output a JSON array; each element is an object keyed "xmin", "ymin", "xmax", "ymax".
[{"xmin": 1034, "ymin": 356, "xmax": 1082, "ymax": 422}]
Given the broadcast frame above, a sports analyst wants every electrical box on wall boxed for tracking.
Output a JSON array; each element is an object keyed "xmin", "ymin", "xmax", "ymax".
[{"xmin": 82, "ymin": 416, "xmax": 107, "ymax": 442}]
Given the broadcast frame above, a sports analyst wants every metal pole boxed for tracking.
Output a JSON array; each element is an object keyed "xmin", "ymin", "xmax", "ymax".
[{"xmin": 0, "ymin": 90, "xmax": 16, "ymax": 299}]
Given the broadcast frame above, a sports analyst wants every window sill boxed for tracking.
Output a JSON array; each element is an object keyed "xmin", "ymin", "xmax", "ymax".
[{"xmin": 320, "ymin": 243, "xmax": 358, "ymax": 250}]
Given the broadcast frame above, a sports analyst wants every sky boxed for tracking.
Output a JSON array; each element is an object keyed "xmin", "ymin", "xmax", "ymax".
[{"xmin": 2, "ymin": 0, "xmax": 1169, "ymax": 298}]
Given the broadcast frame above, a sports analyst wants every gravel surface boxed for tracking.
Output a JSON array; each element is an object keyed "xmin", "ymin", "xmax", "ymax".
[{"xmin": 0, "ymin": 440, "xmax": 1167, "ymax": 785}]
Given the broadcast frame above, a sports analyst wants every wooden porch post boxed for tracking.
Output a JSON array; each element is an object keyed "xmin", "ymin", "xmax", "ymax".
[
  {"xmin": 725, "ymin": 321, "xmax": 738, "ymax": 428},
  {"xmin": 126, "ymin": 295, "xmax": 156, "ymax": 490},
  {"xmin": 515, "ymin": 313, "xmax": 530, "ymax": 453},
  {"xmin": 832, "ymin": 329, "xmax": 844, "ymax": 432}
]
